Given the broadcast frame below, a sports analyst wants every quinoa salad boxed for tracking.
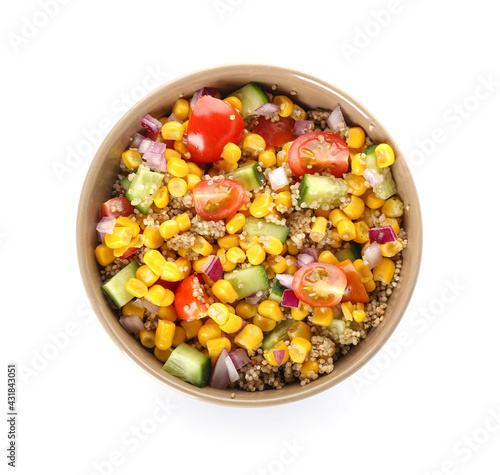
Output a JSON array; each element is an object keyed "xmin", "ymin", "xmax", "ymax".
[{"xmin": 94, "ymin": 82, "xmax": 406, "ymax": 392}]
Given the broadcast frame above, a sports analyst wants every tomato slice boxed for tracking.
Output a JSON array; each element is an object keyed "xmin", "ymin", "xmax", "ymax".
[
  {"xmin": 292, "ymin": 262, "xmax": 347, "ymax": 307},
  {"xmin": 336, "ymin": 260, "xmax": 369, "ymax": 304},
  {"xmin": 174, "ymin": 274, "xmax": 209, "ymax": 321},
  {"xmin": 187, "ymin": 96, "xmax": 244, "ymax": 163},
  {"xmin": 288, "ymin": 131, "xmax": 349, "ymax": 177},
  {"xmin": 253, "ymin": 115, "xmax": 296, "ymax": 148},
  {"xmin": 192, "ymin": 178, "xmax": 246, "ymax": 220},
  {"xmin": 100, "ymin": 197, "xmax": 135, "ymax": 219}
]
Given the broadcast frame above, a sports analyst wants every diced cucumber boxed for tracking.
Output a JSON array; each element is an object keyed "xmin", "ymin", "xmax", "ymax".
[
  {"xmin": 101, "ymin": 260, "xmax": 140, "ymax": 308},
  {"xmin": 327, "ymin": 319, "xmax": 346, "ymax": 340},
  {"xmin": 242, "ymin": 217, "xmax": 290, "ymax": 244},
  {"xmin": 268, "ymin": 280, "xmax": 285, "ymax": 303},
  {"xmin": 121, "ymin": 175, "xmax": 132, "ymax": 191},
  {"xmin": 163, "ymin": 343, "xmax": 211, "ymax": 388},
  {"xmin": 262, "ymin": 319, "xmax": 295, "ymax": 351},
  {"xmin": 334, "ymin": 243, "xmax": 361, "ymax": 262},
  {"xmin": 225, "ymin": 163, "xmax": 266, "ymax": 191},
  {"xmin": 364, "ymin": 145, "xmax": 397, "ymax": 200},
  {"xmin": 231, "ymin": 82, "xmax": 269, "ymax": 119},
  {"xmin": 298, "ymin": 174, "xmax": 348, "ymax": 209},
  {"xmin": 224, "ymin": 265, "xmax": 270, "ymax": 300},
  {"xmin": 125, "ymin": 167, "xmax": 164, "ymax": 215}
]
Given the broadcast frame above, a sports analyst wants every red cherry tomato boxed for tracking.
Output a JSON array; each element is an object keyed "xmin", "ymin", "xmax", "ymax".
[
  {"xmin": 288, "ymin": 131, "xmax": 349, "ymax": 177},
  {"xmin": 187, "ymin": 96, "xmax": 244, "ymax": 163},
  {"xmin": 192, "ymin": 178, "xmax": 246, "ymax": 221},
  {"xmin": 253, "ymin": 115, "xmax": 296, "ymax": 148},
  {"xmin": 336, "ymin": 260, "xmax": 369, "ymax": 304},
  {"xmin": 174, "ymin": 274, "xmax": 209, "ymax": 321},
  {"xmin": 292, "ymin": 262, "xmax": 347, "ymax": 307},
  {"xmin": 100, "ymin": 197, "xmax": 135, "ymax": 219},
  {"xmin": 121, "ymin": 247, "xmax": 138, "ymax": 259}
]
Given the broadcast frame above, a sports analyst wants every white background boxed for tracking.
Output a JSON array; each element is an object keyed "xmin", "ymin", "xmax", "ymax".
[{"xmin": 2, "ymin": 1, "xmax": 499, "ymax": 474}]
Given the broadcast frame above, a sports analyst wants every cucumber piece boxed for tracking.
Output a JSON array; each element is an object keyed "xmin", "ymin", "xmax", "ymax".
[
  {"xmin": 268, "ymin": 280, "xmax": 285, "ymax": 303},
  {"xmin": 225, "ymin": 163, "xmax": 266, "ymax": 191},
  {"xmin": 334, "ymin": 243, "xmax": 362, "ymax": 262},
  {"xmin": 163, "ymin": 343, "xmax": 211, "ymax": 388},
  {"xmin": 364, "ymin": 145, "xmax": 397, "ymax": 200},
  {"xmin": 231, "ymin": 82, "xmax": 269, "ymax": 119},
  {"xmin": 101, "ymin": 260, "xmax": 140, "ymax": 308},
  {"xmin": 125, "ymin": 167, "xmax": 164, "ymax": 215},
  {"xmin": 262, "ymin": 319, "xmax": 295, "ymax": 351},
  {"xmin": 327, "ymin": 319, "xmax": 346, "ymax": 339},
  {"xmin": 121, "ymin": 175, "xmax": 132, "ymax": 191},
  {"xmin": 298, "ymin": 174, "xmax": 348, "ymax": 209},
  {"xmin": 242, "ymin": 217, "xmax": 290, "ymax": 244},
  {"xmin": 224, "ymin": 265, "xmax": 270, "ymax": 299}
]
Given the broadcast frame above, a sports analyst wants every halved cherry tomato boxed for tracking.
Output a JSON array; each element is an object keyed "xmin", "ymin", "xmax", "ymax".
[
  {"xmin": 292, "ymin": 262, "xmax": 347, "ymax": 307},
  {"xmin": 288, "ymin": 131, "xmax": 349, "ymax": 177},
  {"xmin": 100, "ymin": 197, "xmax": 135, "ymax": 219},
  {"xmin": 192, "ymin": 178, "xmax": 246, "ymax": 220},
  {"xmin": 156, "ymin": 279, "xmax": 180, "ymax": 293},
  {"xmin": 187, "ymin": 96, "xmax": 244, "ymax": 163},
  {"xmin": 253, "ymin": 115, "xmax": 296, "ymax": 148},
  {"xmin": 174, "ymin": 274, "xmax": 209, "ymax": 321},
  {"xmin": 336, "ymin": 260, "xmax": 369, "ymax": 304}
]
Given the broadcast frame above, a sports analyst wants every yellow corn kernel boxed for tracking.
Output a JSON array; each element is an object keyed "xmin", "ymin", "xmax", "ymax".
[
  {"xmin": 138, "ymin": 329, "xmax": 155, "ymax": 348},
  {"xmin": 343, "ymin": 196, "xmax": 365, "ymax": 220},
  {"xmin": 291, "ymin": 104, "xmax": 307, "ymax": 120},
  {"xmin": 235, "ymin": 301, "xmax": 258, "ymax": 320},
  {"xmin": 373, "ymin": 257, "xmax": 396, "ymax": 285},
  {"xmin": 159, "ymin": 220, "xmax": 179, "ymax": 240},
  {"xmin": 381, "ymin": 197, "xmax": 404, "ymax": 218},
  {"xmin": 364, "ymin": 278, "xmax": 377, "ymax": 293},
  {"xmin": 275, "ymin": 191, "xmax": 292, "ymax": 209},
  {"xmin": 223, "ymin": 95, "xmax": 243, "ymax": 113},
  {"xmin": 259, "ymin": 149, "xmax": 277, "ymax": 168},
  {"xmin": 136, "ymin": 265, "xmax": 159, "ymax": 287},
  {"xmin": 167, "ymin": 157, "xmax": 189, "ymax": 178},
  {"xmin": 239, "ymin": 234, "xmax": 259, "ymax": 251},
  {"xmin": 154, "ymin": 320, "xmax": 175, "ymax": 350},
  {"xmin": 380, "ymin": 239, "xmax": 404, "ymax": 257},
  {"xmin": 153, "ymin": 185, "xmax": 169, "ymax": 209},
  {"xmin": 376, "ymin": 143, "xmax": 395, "ymax": 168},
  {"xmin": 353, "ymin": 308, "xmax": 366, "ymax": 323},
  {"xmin": 344, "ymin": 173, "xmax": 369, "ymax": 196},
  {"xmin": 185, "ymin": 173, "xmax": 201, "ymax": 191},
  {"xmin": 173, "ymin": 213, "xmax": 190, "ymax": 232},
  {"xmin": 175, "ymin": 257, "xmax": 191, "ymax": 280},
  {"xmin": 347, "ymin": 127, "xmax": 366, "ymax": 149},
  {"xmin": 273, "ymin": 95, "xmax": 294, "ymax": 117},
  {"xmin": 351, "ymin": 153, "xmax": 366, "ymax": 176},
  {"xmin": 174, "ymin": 140, "xmax": 188, "ymax": 158},
  {"xmin": 258, "ymin": 300, "xmax": 284, "ymax": 322},
  {"xmin": 95, "ymin": 244, "xmax": 115, "ymax": 266},
  {"xmin": 221, "ymin": 142, "xmax": 242, "ymax": 163},
  {"xmin": 234, "ymin": 324, "xmax": 264, "ymax": 351},
  {"xmin": 172, "ymin": 325, "xmax": 186, "ymax": 347},
  {"xmin": 159, "ymin": 288, "xmax": 174, "ymax": 308},
  {"xmin": 164, "ymin": 148, "xmax": 182, "ymax": 161},
  {"xmin": 208, "ymin": 303, "xmax": 230, "ymax": 325},
  {"xmin": 158, "ymin": 304, "xmax": 177, "ymax": 322},
  {"xmin": 286, "ymin": 239, "xmax": 299, "ymax": 255},
  {"xmin": 216, "ymin": 159, "xmax": 238, "ymax": 172},
  {"xmin": 187, "ymin": 161, "xmax": 203, "ymax": 178},
  {"xmin": 105, "ymin": 226, "xmax": 133, "ymax": 249},
  {"xmin": 288, "ymin": 321, "xmax": 312, "ymax": 341},
  {"xmin": 249, "ymin": 194, "xmax": 273, "ymax": 218},
  {"xmin": 219, "ymin": 313, "xmax": 243, "ymax": 333},
  {"xmin": 291, "ymin": 302, "xmax": 309, "ymax": 321},
  {"xmin": 122, "ymin": 299, "xmax": 145, "ymax": 319},
  {"xmin": 154, "ymin": 347, "xmax": 173, "ymax": 363},
  {"xmin": 312, "ymin": 307, "xmax": 334, "ymax": 326},
  {"xmin": 180, "ymin": 319, "xmax": 203, "ymax": 340},
  {"xmin": 222, "ymin": 259, "xmax": 236, "ymax": 272},
  {"xmin": 243, "ymin": 133, "xmax": 266, "ymax": 154},
  {"xmin": 218, "ymin": 234, "xmax": 240, "ymax": 250},
  {"xmin": 167, "ymin": 177, "xmax": 188, "ymax": 197},
  {"xmin": 198, "ymin": 322, "xmax": 222, "ymax": 348},
  {"xmin": 122, "ymin": 149, "xmax": 142, "ymax": 170},
  {"xmin": 125, "ymin": 278, "xmax": 148, "ymax": 298},
  {"xmin": 310, "ymin": 216, "xmax": 327, "ymax": 243},
  {"xmin": 353, "ymin": 259, "xmax": 373, "ymax": 283},
  {"xmin": 212, "ymin": 279, "xmax": 239, "ymax": 304},
  {"xmin": 111, "ymin": 234, "xmax": 141, "ymax": 258},
  {"xmin": 162, "ymin": 262, "xmax": 182, "ymax": 282},
  {"xmin": 263, "ymin": 341, "xmax": 289, "ymax": 366},
  {"xmin": 172, "ymin": 98, "xmax": 190, "ymax": 121},
  {"xmin": 318, "ymin": 250, "xmax": 338, "ymax": 265},
  {"xmin": 381, "ymin": 218, "xmax": 400, "ymax": 235},
  {"xmin": 225, "ymin": 213, "xmax": 246, "ymax": 234},
  {"xmin": 115, "ymin": 217, "xmax": 140, "ymax": 236},
  {"xmin": 268, "ymin": 255, "xmax": 288, "ymax": 274},
  {"xmin": 285, "ymin": 255, "xmax": 298, "ymax": 275},
  {"xmin": 337, "ymin": 219, "xmax": 356, "ymax": 241},
  {"xmin": 365, "ymin": 192, "xmax": 385, "ymax": 210},
  {"xmin": 161, "ymin": 121, "xmax": 184, "ymax": 141},
  {"xmin": 182, "ymin": 119, "xmax": 189, "ymax": 132},
  {"xmin": 144, "ymin": 284, "xmax": 167, "ymax": 306},
  {"xmin": 314, "ymin": 208, "xmax": 329, "ymax": 219},
  {"xmin": 253, "ymin": 314, "xmax": 276, "ymax": 332},
  {"xmin": 246, "ymin": 244, "xmax": 266, "ymax": 265},
  {"xmin": 191, "ymin": 236, "xmax": 213, "ymax": 257},
  {"xmin": 144, "ymin": 249, "xmax": 167, "ymax": 276},
  {"xmin": 207, "ymin": 337, "xmax": 232, "ymax": 363},
  {"xmin": 142, "ymin": 226, "xmax": 163, "ymax": 249},
  {"xmin": 261, "ymin": 236, "xmax": 283, "ymax": 255},
  {"xmin": 300, "ymin": 359, "xmax": 320, "ymax": 379},
  {"xmin": 352, "ymin": 222, "xmax": 369, "ymax": 246},
  {"xmin": 289, "ymin": 337, "xmax": 312, "ymax": 364},
  {"xmin": 328, "ymin": 209, "xmax": 349, "ymax": 227}
]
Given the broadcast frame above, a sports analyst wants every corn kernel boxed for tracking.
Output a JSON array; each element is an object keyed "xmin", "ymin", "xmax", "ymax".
[
  {"xmin": 286, "ymin": 239, "xmax": 299, "ymax": 255},
  {"xmin": 353, "ymin": 309, "xmax": 366, "ymax": 322},
  {"xmin": 212, "ymin": 279, "xmax": 239, "ymax": 304},
  {"xmin": 175, "ymin": 257, "xmax": 191, "ymax": 280},
  {"xmin": 259, "ymin": 149, "xmax": 277, "ymax": 168},
  {"xmin": 291, "ymin": 302, "xmax": 309, "ymax": 321},
  {"xmin": 375, "ymin": 143, "xmax": 395, "ymax": 168},
  {"xmin": 300, "ymin": 359, "xmax": 319, "ymax": 379},
  {"xmin": 289, "ymin": 337, "xmax": 312, "ymax": 363},
  {"xmin": 310, "ymin": 216, "xmax": 327, "ymax": 243},
  {"xmin": 198, "ymin": 322, "xmax": 222, "ymax": 348},
  {"xmin": 223, "ymin": 96, "xmax": 243, "ymax": 113},
  {"xmin": 180, "ymin": 319, "xmax": 203, "ymax": 340},
  {"xmin": 125, "ymin": 278, "xmax": 148, "ymax": 298},
  {"xmin": 353, "ymin": 259, "xmax": 373, "ymax": 283},
  {"xmin": 162, "ymin": 262, "xmax": 182, "ymax": 282},
  {"xmin": 221, "ymin": 142, "xmax": 241, "ymax": 163},
  {"xmin": 381, "ymin": 218, "xmax": 400, "ymax": 235},
  {"xmin": 352, "ymin": 221, "xmax": 370, "ymax": 244},
  {"xmin": 208, "ymin": 303, "xmax": 230, "ymax": 325},
  {"xmin": 142, "ymin": 226, "xmax": 163, "ymax": 249},
  {"xmin": 261, "ymin": 236, "xmax": 283, "ymax": 255},
  {"xmin": 239, "ymin": 234, "xmax": 259, "ymax": 251},
  {"xmin": 329, "ymin": 209, "xmax": 349, "ymax": 227},
  {"xmin": 381, "ymin": 197, "xmax": 404, "ymax": 218},
  {"xmin": 311, "ymin": 307, "xmax": 334, "ymax": 326},
  {"xmin": 164, "ymin": 148, "xmax": 182, "ymax": 161},
  {"xmin": 364, "ymin": 192, "xmax": 385, "ymax": 210},
  {"xmin": 342, "ymin": 196, "xmax": 365, "ymax": 220},
  {"xmin": 154, "ymin": 347, "xmax": 173, "ymax": 363},
  {"xmin": 218, "ymin": 234, "xmax": 240, "ymax": 250},
  {"xmin": 246, "ymin": 244, "xmax": 266, "ymax": 265},
  {"xmin": 136, "ymin": 265, "xmax": 159, "ymax": 287},
  {"xmin": 318, "ymin": 250, "xmax": 338, "ymax": 265},
  {"xmin": 337, "ymin": 219, "xmax": 356, "ymax": 241},
  {"xmin": 351, "ymin": 153, "xmax": 366, "ymax": 176},
  {"xmin": 172, "ymin": 98, "xmax": 190, "ymax": 121},
  {"xmin": 167, "ymin": 177, "xmax": 188, "ymax": 197},
  {"xmin": 275, "ymin": 191, "xmax": 292, "ymax": 209},
  {"xmin": 222, "ymin": 259, "xmax": 236, "ymax": 272},
  {"xmin": 95, "ymin": 244, "xmax": 115, "ymax": 266},
  {"xmin": 364, "ymin": 278, "xmax": 376, "ymax": 293},
  {"xmin": 216, "ymin": 159, "xmax": 238, "ymax": 172},
  {"xmin": 159, "ymin": 219, "xmax": 179, "ymax": 240},
  {"xmin": 219, "ymin": 313, "xmax": 243, "ymax": 333},
  {"xmin": 253, "ymin": 314, "xmax": 276, "ymax": 332},
  {"xmin": 144, "ymin": 249, "xmax": 167, "ymax": 276},
  {"xmin": 145, "ymin": 284, "xmax": 167, "ymax": 306},
  {"xmin": 187, "ymin": 161, "xmax": 203, "ymax": 178},
  {"xmin": 344, "ymin": 173, "xmax": 369, "ymax": 196},
  {"xmin": 273, "ymin": 95, "xmax": 294, "ymax": 117},
  {"xmin": 263, "ymin": 341, "xmax": 289, "ymax": 366},
  {"xmin": 285, "ymin": 255, "xmax": 298, "ymax": 275},
  {"xmin": 174, "ymin": 213, "xmax": 191, "ymax": 232},
  {"xmin": 153, "ymin": 185, "xmax": 169, "ymax": 209},
  {"xmin": 122, "ymin": 149, "xmax": 142, "ymax": 170},
  {"xmin": 234, "ymin": 324, "xmax": 264, "ymax": 351},
  {"xmin": 185, "ymin": 173, "xmax": 201, "ymax": 191},
  {"xmin": 207, "ymin": 337, "xmax": 232, "ymax": 363},
  {"xmin": 167, "ymin": 157, "xmax": 189, "ymax": 177},
  {"xmin": 138, "ymin": 329, "xmax": 155, "ymax": 348},
  {"xmin": 105, "ymin": 226, "xmax": 133, "ymax": 249},
  {"xmin": 288, "ymin": 321, "xmax": 312, "ymax": 341},
  {"xmin": 235, "ymin": 301, "xmax": 258, "ymax": 320},
  {"xmin": 158, "ymin": 304, "xmax": 177, "ymax": 322},
  {"xmin": 172, "ymin": 325, "xmax": 186, "ymax": 347},
  {"xmin": 226, "ymin": 213, "xmax": 246, "ymax": 234},
  {"xmin": 258, "ymin": 300, "xmax": 284, "ymax": 322},
  {"xmin": 191, "ymin": 236, "xmax": 213, "ymax": 256},
  {"xmin": 250, "ymin": 194, "xmax": 273, "ymax": 218},
  {"xmin": 380, "ymin": 239, "xmax": 404, "ymax": 257},
  {"xmin": 122, "ymin": 299, "xmax": 145, "ymax": 319},
  {"xmin": 291, "ymin": 104, "xmax": 307, "ymax": 120},
  {"xmin": 373, "ymin": 257, "xmax": 396, "ymax": 285},
  {"xmin": 243, "ymin": 133, "xmax": 266, "ymax": 154},
  {"xmin": 155, "ymin": 320, "xmax": 175, "ymax": 350},
  {"xmin": 347, "ymin": 127, "xmax": 366, "ymax": 149},
  {"xmin": 161, "ymin": 121, "xmax": 184, "ymax": 141},
  {"xmin": 268, "ymin": 255, "xmax": 288, "ymax": 274}
]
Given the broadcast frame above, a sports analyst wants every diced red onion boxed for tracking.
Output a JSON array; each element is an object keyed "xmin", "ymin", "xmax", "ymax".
[
  {"xmin": 165, "ymin": 112, "xmax": 179, "ymax": 123},
  {"xmin": 245, "ymin": 293, "xmax": 261, "ymax": 305},
  {"xmin": 362, "ymin": 242, "xmax": 382, "ymax": 269},
  {"xmin": 268, "ymin": 166, "xmax": 289, "ymax": 190},
  {"xmin": 140, "ymin": 298, "xmax": 158, "ymax": 317},
  {"xmin": 96, "ymin": 216, "xmax": 116, "ymax": 235},
  {"xmin": 200, "ymin": 255, "xmax": 223, "ymax": 282},
  {"xmin": 369, "ymin": 225, "xmax": 398, "ymax": 244},
  {"xmin": 273, "ymin": 349, "xmax": 286, "ymax": 366},
  {"xmin": 293, "ymin": 120, "xmax": 314, "ymax": 136},
  {"xmin": 281, "ymin": 289, "xmax": 300, "ymax": 308},
  {"xmin": 141, "ymin": 114, "xmax": 162, "ymax": 134},
  {"xmin": 363, "ymin": 168, "xmax": 384, "ymax": 188},
  {"xmin": 190, "ymin": 87, "xmax": 218, "ymax": 109},
  {"xmin": 130, "ymin": 133, "xmax": 145, "ymax": 149},
  {"xmin": 276, "ymin": 274, "xmax": 294, "ymax": 289},
  {"xmin": 143, "ymin": 152, "xmax": 167, "ymax": 172},
  {"xmin": 296, "ymin": 253, "xmax": 315, "ymax": 268},
  {"xmin": 210, "ymin": 348, "xmax": 229, "ymax": 389},
  {"xmin": 149, "ymin": 141, "xmax": 166, "ymax": 154},
  {"xmin": 97, "ymin": 231, "xmax": 105, "ymax": 243},
  {"xmin": 255, "ymin": 102, "xmax": 279, "ymax": 117},
  {"xmin": 138, "ymin": 138, "xmax": 153, "ymax": 154},
  {"xmin": 225, "ymin": 356, "xmax": 240, "ymax": 382},
  {"xmin": 300, "ymin": 248, "xmax": 318, "ymax": 261},
  {"xmin": 327, "ymin": 104, "xmax": 346, "ymax": 133},
  {"xmin": 229, "ymin": 349, "xmax": 251, "ymax": 370},
  {"xmin": 119, "ymin": 315, "xmax": 144, "ymax": 333}
]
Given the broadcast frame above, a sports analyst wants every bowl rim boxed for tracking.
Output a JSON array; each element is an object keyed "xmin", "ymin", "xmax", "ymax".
[{"xmin": 77, "ymin": 64, "xmax": 423, "ymax": 407}]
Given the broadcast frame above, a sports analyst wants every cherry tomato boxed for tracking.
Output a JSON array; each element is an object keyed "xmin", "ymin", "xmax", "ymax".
[
  {"xmin": 174, "ymin": 274, "xmax": 209, "ymax": 321},
  {"xmin": 288, "ymin": 131, "xmax": 349, "ymax": 177},
  {"xmin": 121, "ymin": 247, "xmax": 138, "ymax": 259},
  {"xmin": 100, "ymin": 197, "xmax": 135, "ymax": 219},
  {"xmin": 292, "ymin": 262, "xmax": 347, "ymax": 307},
  {"xmin": 187, "ymin": 96, "xmax": 244, "ymax": 163},
  {"xmin": 192, "ymin": 178, "xmax": 246, "ymax": 220},
  {"xmin": 336, "ymin": 260, "xmax": 369, "ymax": 304},
  {"xmin": 253, "ymin": 115, "xmax": 296, "ymax": 148}
]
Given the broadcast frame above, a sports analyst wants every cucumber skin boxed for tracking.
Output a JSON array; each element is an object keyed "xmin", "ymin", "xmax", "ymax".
[
  {"xmin": 231, "ymin": 82, "xmax": 269, "ymax": 119},
  {"xmin": 262, "ymin": 319, "xmax": 295, "ymax": 351},
  {"xmin": 125, "ymin": 168, "xmax": 164, "ymax": 215},
  {"xmin": 101, "ymin": 260, "xmax": 140, "ymax": 308},
  {"xmin": 242, "ymin": 217, "xmax": 290, "ymax": 244},
  {"xmin": 334, "ymin": 243, "xmax": 362, "ymax": 262},
  {"xmin": 364, "ymin": 146, "xmax": 397, "ymax": 200},
  {"xmin": 226, "ymin": 163, "xmax": 266, "ymax": 191},
  {"xmin": 268, "ymin": 281, "xmax": 285, "ymax": 303},
  {"xmin": 163, "ymin": 343, "xmax": 211, "ymax": 388},
  {"xmin": 224, "ymin": 265, "xmax": 270, "ymax": 300},
  {"xmin": 298, "ymin": 175, "xmax": 348, "ymax": 208}
]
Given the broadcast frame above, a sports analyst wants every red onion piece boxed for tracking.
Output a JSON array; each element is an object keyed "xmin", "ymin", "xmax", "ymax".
[
  {"xmin": 225, "ymin": 356, "xmax": 240, "ymax": 382},
  {"xmin": 362, "ymin": 242, "xmax": 382, "ymax": 269},
  {"xmin": 190, "ymin": 87, "xmax": 218, "ymax": 109},
  {"xmin": 130, "ymin": 133, "xmax": 145, "ymax": 149},
  {"xmin": 255, "ymin": 102, "xmax": 279, "ymax": 117},
  {"xmin": 276, "ymin": 274, "xmax": 294, "ymax": 289},
  {"xmin": 327, "ymin": 104, "xmax": 345, "ymax": 133},
  {"xmin": 97, "ymin": 231, "xmax": 105, "ymax": 243},
  {"xmin": 229, "ymin": 349, "xmax": 251, "ymax": 370},
  {"xmin": 281, "ymin": 289, "xmax": 300, "ymax": 308},
  {"xmin": 141, "ymin": 114, "xmax": 162, "ymax": 134},
  {"xmin": 143, "ymin": 152, "xmax": 167, "ymax": 172},
  {"xmin": 119, "ymin": 315, "xmax": 144, "ymax": 333},
  {"xmin": 138, "ymin": 138, "xmax": 153, "ymax": 154},
  {"xmin": 293, "ymin": 120, "xmax": 314, "ymax": 136},
  {"xmin": 96, "ymin": 216, "xmax": 116, "ymax": 235},
  {"xmin": 273, "ymin": 349, "xmax": 286, "ymax": 366},
  {"xmin": 149, "ymin": 141, "xmax": 166, "ymax": 154},
  {"xmin": 368, "ymin": 225, "xmax": 397, "ymax": 244},
  {"xmin": 165, "ymin": 112, "xmax": 179, "ymax": 123},
  {"xmin": 210, "ymin": 348, "xmax": 229, "ymax": 389},
  {"xmin": 268, "ymin": 166, "xmax": 289, "ymax": 190},
  {"xmin": 140, "ymin": 298, "xmax": 158, "ymax": 317},
  {"xmin": 200, "ymin": 255, "xmax": 223, "ymax": 282},
  {"xmin": 300, "ymin": 248, "xmax": 318, "ymax": 261},
  {"xmin": 296, "ymin": 253, "xmax": 315, "ymax": 268},
  {"xmin": 363, "ymin": 168, "xmax": 384, "ymax": 188}
]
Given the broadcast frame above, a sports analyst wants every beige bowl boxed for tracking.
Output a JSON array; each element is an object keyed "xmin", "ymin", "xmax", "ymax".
[{"xmin": 77, "ymin": 64, "xmax": 422, "ymax": 407}]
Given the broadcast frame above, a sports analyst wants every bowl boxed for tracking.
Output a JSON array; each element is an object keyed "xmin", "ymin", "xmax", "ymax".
[{"xmin": 77, "ymin": 64, "xmax": 422, "ymax": 407}]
